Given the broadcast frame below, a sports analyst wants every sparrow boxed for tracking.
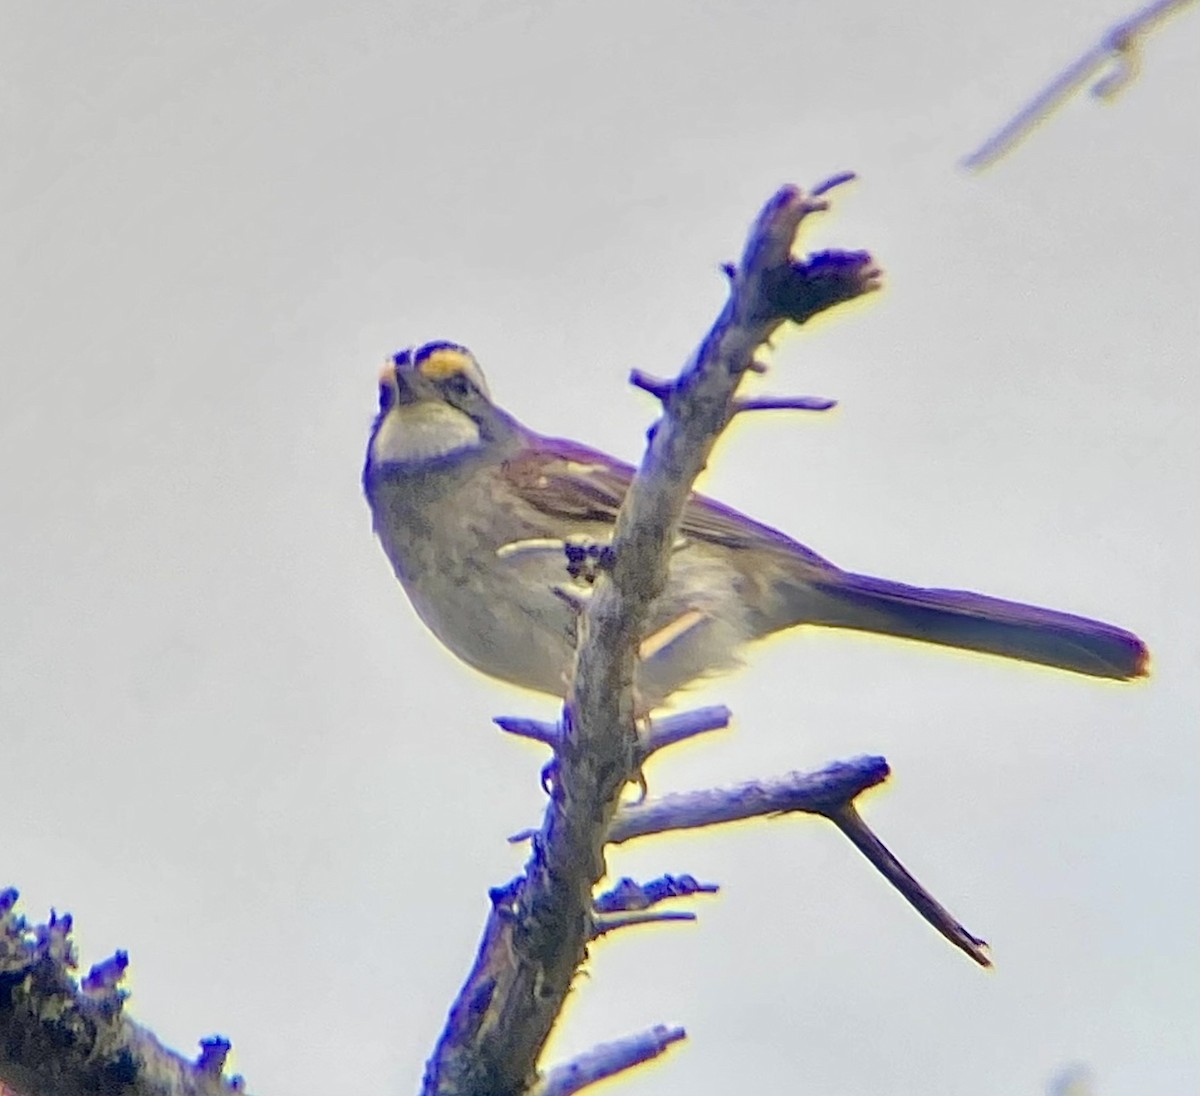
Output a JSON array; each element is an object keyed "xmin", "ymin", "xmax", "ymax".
[{"xmin": 362, "ymin": 341, "xmax": 1148, "ymax": 710}]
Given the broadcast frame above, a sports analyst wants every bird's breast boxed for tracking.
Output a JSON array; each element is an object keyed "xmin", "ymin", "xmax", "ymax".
[{"xmin": 368, "ymin": 472, "xmax": 582, "ymax": 695}]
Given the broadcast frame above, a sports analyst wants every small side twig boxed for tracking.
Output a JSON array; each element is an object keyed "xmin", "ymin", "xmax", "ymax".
[
  {"xmin": 635, "ymin": 370, "xmax": 837, "ymax": 416},
  {"xmin": 590, "ymin": 910, "xmax": 697, "ymax": 938},
  {"xmin": 607, "ymin": 758, "xmax": 991, "ymax": 968},
  {"xmin": 496, "ymin": 705, "xmax": 731, "ymax": 758},
  {"xmin": 594, "ymin": 874, "xmax": 720, "ymax": 914},
  {"xmin": 628, "ymin": 370, "xmax": 675, "ymax": 404},
  {"xmin": 607, "ymin": 758, "xmax": 889, "ymax": 843},
  {"xmin": 639, "ymin": 705, "xmax": 731, "ymax": 759},
  {"xmin": 829, "ymin": 804, "xmax": 990, "ymax": 967},
  {"xmin": 963, "ymin": 0, "xmax": 1196, "ymax": 170},
  {"xmin": 494, "ymin": 715, "xmax": 561, "ymax": 748},
  {"xmin": 732, "ymin": 394, "xmax": 838, "ymax": 413},
  {"xmin": 531, "ymin": 1026, "xmax": 687, "ymax": 1096}
]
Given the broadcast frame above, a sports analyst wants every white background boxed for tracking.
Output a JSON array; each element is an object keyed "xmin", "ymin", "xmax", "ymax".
[{"xmin": 3, "ymin": 3, "xmax": 1197, "ymax": 1094}]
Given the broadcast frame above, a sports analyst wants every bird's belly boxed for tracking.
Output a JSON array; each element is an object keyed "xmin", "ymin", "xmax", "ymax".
[
  {"xmin": 401, "ymin": 554, "xmax": 578, "ymax": 698},
  {"xmin": 380, "ymin": 503, "xmax": 761, "ymax": 705}
]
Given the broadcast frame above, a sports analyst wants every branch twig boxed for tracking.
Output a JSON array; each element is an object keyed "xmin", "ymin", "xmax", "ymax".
[
  {"xmin": 530, "ymin": 1026, "xmax": 686, "ymax": 1096},
  {"xmin": 632, "ymin": 370, "xmax": 836, "ymax": 414},
  {"xmin": 828, "ymin": 805, "xmax": 990, "ymax": 967},
  {"xmin": 419, "ymin": 180, "xmax": 879, "ymax": 1096},
  {"xmin": 607, "ymin": 763, "xmax": 989, "ymax": 967},
  {"xmin": 590, "ymin": 910, "xmax": 697, "ymax": 938},
  {"xmin": 0, "ymin": 890, "xmax": 244, "ymax": 1096},
  {"xmin": 495, "ymin": 704, "xmax": 733, "ymax": 759},
  {"xmin": 639, "ymin": 705, "xmax": 731, "ymax": 758},
  {"xmin": 606, "ymin": 757, "xmax": 890, "ymax": 844},
  {"xmin": 593, "ymin": 874, "xmax": 720, "ymax": 914},
  {"xmin": 963, "ymin": 0, "xmax": 1196, "ymax": 171}
]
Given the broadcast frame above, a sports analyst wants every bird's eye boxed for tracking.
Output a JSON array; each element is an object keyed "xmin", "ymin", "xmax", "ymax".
[{"xmin": 444, "ymin": 372, "xmax": 473, "ymax": 398}]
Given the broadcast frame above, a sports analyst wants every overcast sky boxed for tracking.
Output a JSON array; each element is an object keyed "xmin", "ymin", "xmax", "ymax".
[{"xmin": 3, "ymin": 3, "xmax": 1198, "ymax": 1095}]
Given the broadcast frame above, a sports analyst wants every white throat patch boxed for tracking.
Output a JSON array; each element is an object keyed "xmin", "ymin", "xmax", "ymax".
[{"xmin": 370, "ymin": 401, "xmax": 483, "ymax": 466}]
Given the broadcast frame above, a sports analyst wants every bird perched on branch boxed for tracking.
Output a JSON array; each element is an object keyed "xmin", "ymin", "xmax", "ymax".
[{"xmin": 363, "ymin": 341, "xmax": 1148, "ymax": 710}]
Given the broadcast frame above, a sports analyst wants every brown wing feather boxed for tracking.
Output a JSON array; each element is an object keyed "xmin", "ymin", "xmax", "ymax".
[
  {"xmin": 502, "ymin": 434, "xmax": 839, "ymax": 573},
  {"xmin": 499, "ymin": 434, "xmax": 1149, "ymax": 684}
]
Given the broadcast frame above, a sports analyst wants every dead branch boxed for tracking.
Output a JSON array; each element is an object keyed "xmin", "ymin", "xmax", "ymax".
[
  {"xmin": 964, "ymin": 0, "xmax": 1196, "ymax": 170},
  {"xmin": 0, "ymin": 890, "xmax": 244, "ymax": 1096},
  {"xmin": 418, "ymin": 180, "xmax": 880, "ymax": 1096}
]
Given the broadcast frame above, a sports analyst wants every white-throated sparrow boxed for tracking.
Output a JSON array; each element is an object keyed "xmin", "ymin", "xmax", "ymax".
[{"xmin": 363, "ymin": 341, "xmax": 1148, "ymax": 709}]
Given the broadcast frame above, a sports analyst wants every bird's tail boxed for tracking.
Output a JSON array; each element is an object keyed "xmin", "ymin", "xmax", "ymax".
[{"xmin": 782, "ymin": 570, "xmax": 1148, "ymax": 680}]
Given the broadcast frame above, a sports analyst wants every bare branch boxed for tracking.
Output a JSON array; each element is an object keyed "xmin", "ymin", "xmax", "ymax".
[
  {"xmin": 639, "ymin": 705, "xmax": 731, "ymax": 759},
  {"xmin": 531, "ymin": 1026, "xmax": 687, "ymax": 1096},
  {"xmin": 636, "ymin": 367, "xmax": 837, "ymax": 420},
  {"xmin": 607, "ymin": 758, "xmax": 890, "ymax": 843},
  {"xmin": 628, "ymin": 369, "xmax": 674, "ymax": 403},
  {"xmin": 590, "ymin": 910, "xmax": 697, "ymax": 938},
  {"xmin": 963, "ymin": 0, "xmax": 1196, "ymax": 171},
  {"xmin": 828, "ymin": 804, "xmax": 990, "ymax": 968},
  {"xmin": 494, "ymin": 715, "xmax": 561, "ymax": 748},
  {"xmin": 810, "ymin": 171, "xmax": 858, "ymax": 197},
  {"xmin": 419, "ymin": 181, "xmax": 880, "ymax": 1096},
  {"xmin": 732, "ymin": 394, "xmax": 838, "ymax": 413},
  {"xmin": 608, "ymin": 759, "xmax": 991, "ymax": 969},
  {"xmin": 594, "ymin": 874, "xmax": 720, "ymax": 914},
  {"xmin": 497, "ymin": 704, "xmax": 733, "ymax": 785},
  {"xmin": 0, "ymin": 891, "xmax": 245, "ymax": 1096}
]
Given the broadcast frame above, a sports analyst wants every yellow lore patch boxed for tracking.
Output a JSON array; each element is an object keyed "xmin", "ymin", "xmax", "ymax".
[{"xmin": 418, "ymin": 347, "xmax": 474, "ymax": 382}]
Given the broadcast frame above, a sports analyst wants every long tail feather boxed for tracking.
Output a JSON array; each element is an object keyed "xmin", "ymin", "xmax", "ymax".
[{"xmin": 791, "ymin": 571, "xmax": 1148, "ymax": 680}]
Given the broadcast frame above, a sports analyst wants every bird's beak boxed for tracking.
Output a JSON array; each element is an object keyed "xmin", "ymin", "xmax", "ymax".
[{"xmin": 380, "ymin": 360, "xmax": 419, "ymax": 406}]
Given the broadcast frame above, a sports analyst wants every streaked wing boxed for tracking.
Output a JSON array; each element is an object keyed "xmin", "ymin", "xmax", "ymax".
[
  {"xmin": 502, "ymin": 436, "xmax": 632, "ymax": 524},
  {"xmin": 502, "ymin": 433, "xmax": 838, "ymax": 572}
]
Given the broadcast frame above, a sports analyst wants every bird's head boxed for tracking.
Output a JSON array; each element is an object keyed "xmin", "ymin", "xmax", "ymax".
[{"xmin": 365, "ymin": 341, "xmax": 518, "ymax": 482}]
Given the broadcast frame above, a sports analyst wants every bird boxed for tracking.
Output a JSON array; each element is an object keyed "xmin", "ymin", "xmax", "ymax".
[{"xmin": 362, "ymin": 340, "xmax": 1148, "ymax": 710}]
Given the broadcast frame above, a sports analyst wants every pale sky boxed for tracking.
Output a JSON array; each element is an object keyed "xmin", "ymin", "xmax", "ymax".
[{"xmin": 3, "ymin": 3, "xmax": 1198, "ymax": 1095}]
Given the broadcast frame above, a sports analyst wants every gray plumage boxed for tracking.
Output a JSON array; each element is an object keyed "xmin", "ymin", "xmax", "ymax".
[{"xmin": 363, "ymin": 342, "xmax": 1148, "ymax": 709}]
